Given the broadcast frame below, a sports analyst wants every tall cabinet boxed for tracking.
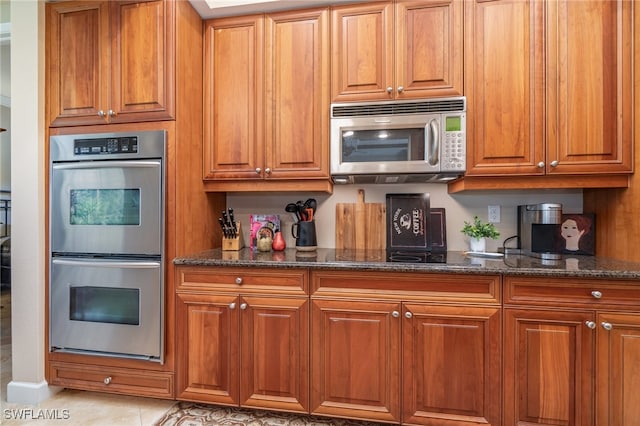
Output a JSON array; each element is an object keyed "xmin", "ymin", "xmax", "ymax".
[
  {"xmin": 453, "ymin": 0, "xmax": 633, "ymax": 191},
  {"xmin": 45, "ymin": 0, "xmax": 225, "ymax": 399}
]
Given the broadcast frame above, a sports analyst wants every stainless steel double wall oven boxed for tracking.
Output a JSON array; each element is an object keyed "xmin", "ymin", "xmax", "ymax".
[{"xmin": 49, "ymin": 130, "xmax": 166, "ymax": 362}]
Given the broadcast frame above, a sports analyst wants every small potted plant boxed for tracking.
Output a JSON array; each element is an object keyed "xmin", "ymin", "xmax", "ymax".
[{"xmin": 461, "ymin": 216, "xmax": 500, "ymax": 252}]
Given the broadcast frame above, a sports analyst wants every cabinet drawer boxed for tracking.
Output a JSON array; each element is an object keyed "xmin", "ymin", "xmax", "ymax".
[
  {"xmin": 505, "ymin": 276, "xmax": 640, "ymax": 308},
  {"xmin": 311, "ymin": 270, "xmax": 500, "ymax": 304},
  {"xmin": 177, "ymin": 266, "xmax": 308, "ymax": 295},
  {"xmin": 49, "ymin": 362, "xmax": 173, "ymax": 399}
]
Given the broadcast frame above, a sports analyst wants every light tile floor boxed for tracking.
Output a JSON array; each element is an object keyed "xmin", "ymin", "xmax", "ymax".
[{"xmin": 0, "ymin": 288, "xmax": 175, "ymax": 425}]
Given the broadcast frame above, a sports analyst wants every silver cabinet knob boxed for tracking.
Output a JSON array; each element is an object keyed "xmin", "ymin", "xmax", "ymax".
[
  {"xmin": 235, "ymin": 277, "xmax": 243, "ymax": 285},
  {"xmin": 103, "ymin": 376, "xmax": 112, "ymax": 385},
  {"xmin": 537, "ymin": 161, "xmax": 545, "ymax": 168},
  {"xmin": 98, "ymin": 110, "xmax": 105, "ymax": 118},
  {"xmin": 255, "ymin": 168, "xmax": 261, "ymax": 174},
  {"xmin": 591, "ymin": 290, "xmax": 602, "ymax": 299},
  {"xmin": 108, "ymin": 109, "xmax": 116, "ymax": 117},
  {"xmin": 585, "ymin": 321, "xmax": 596, "ymax": 329},
  {"xmin": 229, "ymin": 302, "xmax": 236, "ymax": 310},
  {"xmin": 397, "ymin": 86, "xmax": 404, "ymax": 93},
  {"xmin": 550, "ymin": 160, "xmax": 559, "ymax": 167},
  {"xmin": 240, "ymin": 303, "xmax": 248, "ymax": 310},
  {"xmin": 405, "ymin": 311, "xmax": 412, "ymax": 319},
  {"xmin": 601, "ymin": 322, "xmax": 613, "ymax": 331},
  {"xmin": 265, "ymin": 167, "xmax": 271, "ymax": 175},
  {"xmin": 392, "ymin": 311, "xmax": 400, "ymax": 318},
  {"xmin": 386, "ymin": 86, "xmax": 393, "ymax": 94}
]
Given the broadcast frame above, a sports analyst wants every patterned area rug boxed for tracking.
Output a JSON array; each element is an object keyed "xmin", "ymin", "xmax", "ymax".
[{"xmin": 154, "ymin": 402, "xmax": 389, "ymax": 426}]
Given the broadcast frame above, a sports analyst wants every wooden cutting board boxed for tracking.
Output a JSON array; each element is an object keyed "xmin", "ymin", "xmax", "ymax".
[{"xmin": 336, "ymin": 189, "xmax": 386, "ymax": 250}]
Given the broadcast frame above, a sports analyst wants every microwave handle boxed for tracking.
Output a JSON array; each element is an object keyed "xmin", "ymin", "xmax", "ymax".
[{"xmin": 425, "ymin": 119, "xmax": 439, "ymax": 166}]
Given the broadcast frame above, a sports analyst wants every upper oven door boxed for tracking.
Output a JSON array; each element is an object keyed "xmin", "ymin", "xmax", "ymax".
[
  {"xmin": 51, "ymin": 160, "xmax": 162, "ymax": 256},
  {"xmin": 330, "ymin": 114, "xmax": 442, "ymax": 176}
]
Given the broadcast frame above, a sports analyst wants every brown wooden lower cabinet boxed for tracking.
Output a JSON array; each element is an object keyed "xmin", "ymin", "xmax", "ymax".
[
  {"xmin": 175, "ymin": 292, "xmax": 309, "ymax": 413},
  {"xmin": 504, "ymin": 276, "xmax": 640, "ymax": 426},
  {"xmin": 310, "ymin": 299, "xmax": 501, "ymax": 425}
]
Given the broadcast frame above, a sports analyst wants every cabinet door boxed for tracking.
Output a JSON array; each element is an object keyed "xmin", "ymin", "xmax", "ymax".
[
  {"xmin": 311, "ymin": 299, "xmax": 401, "ymax": 423},
  {"xmin": 504, "ymin": 308, "xmax": 594, "ymax": 426},
  {"xmin": 203, "ymin": 15, "xmax": 265, "ymax": 180},
  {"xmin": 545, "ymin": 0, "xmax": 633, "ymax": 174},
  {"xmin": 265, "ymin": 8, "xmax": 329, "ymax": 180},
  {"xmin": 47, "ymin": 1, "xmax": 110, "ymax": 127},
  {"xmin": 240, "ymin": 296, "xmax": 309, "ymax": 413},
  {"xmin": 331, "ymin": 2, "xmax": 394, "ymax": 102},
  {"xmin": 395, "ymin": 0, "xmax": 463, "ymax": 99},
  {"xmin": 109, "ymin": 0, "xmax": 175, "ymax": 123},
  {"xmin": 464, "ymin": 0, "xmax": 545, "ymax": 176},
  {"xmin": 596, "ymin": 312, "xmax": 640, "ymax": 426},
  {"xmin": 176, "ymin": 293, "xmax": 240, "ymax": 405},
  {"xmin": 402, "ymin": 304, "xmax": 501, "ymax": 426}
]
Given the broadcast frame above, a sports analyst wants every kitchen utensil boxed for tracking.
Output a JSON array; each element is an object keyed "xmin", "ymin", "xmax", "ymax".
[
  {"xmin": 296, "ymin": 200, "xmax": 306, "ymax": 221},
  {"xmin": 335, "ymin": 189, "xmax": 386, "ymax": 250},
  {"xmin": 228, "ymin": 208, "xmax": 237, "ymax": 237},
  {"xmin": 285, "ymin": 203, "xmax": 301, "ymax": 222},
  {"xmin": 304, "ymin": 198, "xmax": 317, "ymax": 214},
  {"xmin": 291, "ymin": 220, "xmax": 317, "ymax": 250},
  {"xmin": 218, "ymin": 217, "xmax": 228, "ymax": 238}
]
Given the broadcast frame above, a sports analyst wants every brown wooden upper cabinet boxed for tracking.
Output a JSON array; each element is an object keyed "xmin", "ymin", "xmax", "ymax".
[
  {"xmin": 47, "ymin": 0, "xmax": 175, "ymax": 127},
  {"xmin": 203, "ymin": 9, "xmax": 331, "ymax": 192},
  {"xmin": 464, "ymin": 0, "xmax": 633, "ymax": 177},
  {"xmin": 331, "ymin": 0, "xmax": 463, "ymax": 102}
]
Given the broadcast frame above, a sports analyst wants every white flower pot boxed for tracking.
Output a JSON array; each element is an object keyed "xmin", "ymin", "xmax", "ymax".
[{"xmin": 469, "ymin": 237, "xmax": 486, "ymax": 252}]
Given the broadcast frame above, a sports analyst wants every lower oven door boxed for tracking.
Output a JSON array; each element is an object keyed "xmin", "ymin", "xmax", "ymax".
[{"xmin": 50, "ymin": 257, "xmax": 163, "ymax": 362}]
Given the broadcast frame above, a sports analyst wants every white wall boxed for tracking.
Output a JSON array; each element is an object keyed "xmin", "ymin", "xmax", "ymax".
[
  {"xmin": 228, "ymin": 185, "xmax": 583, "ymax": 252},
  {"xmin": 6, "ymin": 0, "xmax": 53, "ymax": 404}
]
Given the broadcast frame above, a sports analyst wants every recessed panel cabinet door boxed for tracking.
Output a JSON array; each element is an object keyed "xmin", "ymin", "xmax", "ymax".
[
  {"xmin": 109, "ymin": 0, "xmax": 175, "ymax": 123},
  {"xmin": 504, "ymin": 308, "xmax": 594, "ymax": 426},
  {"xmin": 402, "ymin": 304, "xmax": 501, "ymax": 426},
  {"xmin": 464, "ymin": 0, "xmax": 545, "ymax": 176},
  {"xmin": 596, "ymin": 312, "xmax": 640, "ymax": 425},
  {"xmin": 47, "ymin": 1, "xmax": 110, "ymax": 126},
  {"xmin": 240, "ymin": 296, "xmax": 309, "ymax": 413},
  {"xmin": 176, "ymin": 293, "xmax": 240, "ymax": 405},
  {"xmin": 203, "ymin": 16, "xmax": 265, "ymax": 180},
  {"xmin": 264, "ymin": 9, "xmax": 329, "ymax": 179},
  {"xmin": 311, "ymin": 299, "xmax": 401, "ymax": 423},
  {"xmin": 546, "ymin": 0, "xmax": 633, "ymax": 174}
]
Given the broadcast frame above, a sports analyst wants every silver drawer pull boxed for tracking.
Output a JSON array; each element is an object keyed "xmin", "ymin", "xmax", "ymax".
[
  {"xmin": 240, "ymin": 303, "xmax": 248, "ymax": 310},
  {"xmin": 591, "ymin": 290, "xmax": 602, "ymax": 299},
  {"xmin": 392, "ymin": 311, "xmax": 400, "ymax": 318},
  {"xmin": 103, "ymin": 376, "xmax": 112, "ymax": 385},
  {"xmin": 229, "ymin": 302, "xmax": 236, "ymax": 310},
  {"xmin": 405, "ymin": 312, "xmax": 412, "ymax": 319},
  {"xmin": 601, "ymin": 322, "xmax": 613, "ymax": 331},
  {"xmin": 585, "ymin": 321, "xmax": 596, "ymax": 329},
  {"xmin": 235, "ymin": 277, "xmax": 243, "ymax": 285}
]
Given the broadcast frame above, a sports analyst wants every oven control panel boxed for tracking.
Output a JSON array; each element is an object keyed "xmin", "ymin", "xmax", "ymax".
[{"xmin": 74, "ymin": 137, "xmax": 139, "ymax": 155}]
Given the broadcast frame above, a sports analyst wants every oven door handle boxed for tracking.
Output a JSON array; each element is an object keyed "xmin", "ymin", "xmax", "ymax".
[
  {"xmin": 52, "ymin": 258, "xmax": 160, "ymax": 269},
  {"xmin": 52, "ymin": 161, "xmax": 161, "ymax": 170}
]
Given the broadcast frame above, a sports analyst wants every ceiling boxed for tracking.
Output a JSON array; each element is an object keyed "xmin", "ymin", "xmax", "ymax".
[{"xmin": 188, "ymin": 0, "xmax": 365, "ymax": 19}]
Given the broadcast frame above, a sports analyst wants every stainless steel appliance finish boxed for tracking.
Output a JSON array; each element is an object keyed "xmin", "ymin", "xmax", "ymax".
[
  {"xmin": 517, "ymin": 203, "xmax": 563, "ymax": 260},
  {"xmin": 50, "ymin": 258, "xmax": 162, "ymax": 358},
  {"xmin": 330, "ymin": 97, "xmax": 466, "ymax": 184},
  {"xmin": 49, "ymin": 130, "xmax": 166, "ymax": 362}
]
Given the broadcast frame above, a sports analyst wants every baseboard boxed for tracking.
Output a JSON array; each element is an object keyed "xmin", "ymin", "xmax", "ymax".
[{"xmin": 6, "ymin": 380, "xmax": 62, "ymax": 404}]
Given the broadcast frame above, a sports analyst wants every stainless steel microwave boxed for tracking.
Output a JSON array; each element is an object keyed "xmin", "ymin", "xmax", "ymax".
[{"xmin": 330, "ymin": 97, "xmax": 466, "ymax": 184}]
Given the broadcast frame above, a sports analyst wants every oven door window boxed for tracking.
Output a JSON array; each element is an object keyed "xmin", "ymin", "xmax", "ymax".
[
  {"xmin": 70, "ymin": 286, "xmax": 140, "ymax": 325},
  {"xmin": 70, "ymin": 189, "xmax": 140, "ymax": 226},
  {"xmin": 341, "ymin": 128, "xmax": 425, "ymax": 163}
]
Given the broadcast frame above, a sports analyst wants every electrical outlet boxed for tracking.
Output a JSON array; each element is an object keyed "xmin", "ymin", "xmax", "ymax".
[{"xmin": 488, "ymin": 205, "xmax": 501, "ymax": 223}]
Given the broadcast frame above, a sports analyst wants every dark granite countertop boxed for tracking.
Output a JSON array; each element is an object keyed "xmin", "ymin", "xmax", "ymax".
[{"xmin": 174, "ymin": 248, "xmax": 640, "ymax": 280}]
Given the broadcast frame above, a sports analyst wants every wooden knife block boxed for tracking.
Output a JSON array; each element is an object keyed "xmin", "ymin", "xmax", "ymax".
[{"xmin": 222, "ymin": 222, "xmax": 244, "ymax": 251}]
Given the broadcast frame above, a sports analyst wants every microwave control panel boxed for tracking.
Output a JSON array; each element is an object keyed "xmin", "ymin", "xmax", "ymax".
[
  {"xmin": 440, "ymin": 114, "xmax": 465, "ymax": 172},
  {"xmin": 74, "ymin": 137, "xmax": 139, "ymax": 155}
]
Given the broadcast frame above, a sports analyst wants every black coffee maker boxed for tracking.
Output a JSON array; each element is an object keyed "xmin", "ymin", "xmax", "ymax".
[{"xmin": 517, "ymin": 203, "xmax": 563, "ymax": 260}]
